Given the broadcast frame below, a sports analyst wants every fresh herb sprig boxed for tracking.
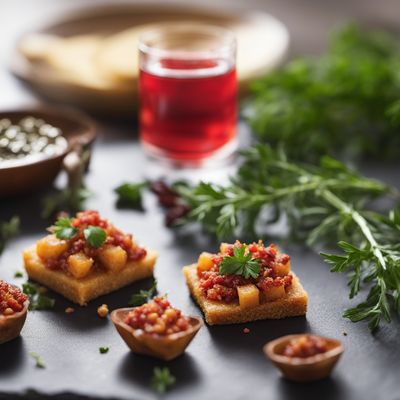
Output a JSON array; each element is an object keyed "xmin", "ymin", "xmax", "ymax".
[
  {"xmin": 174, "ymin": 145, "xmax": 400, "ymax": 331},
  {"xmin": 151, "ymin": 367, "xmax": 176, "ymax": 394},
  {"xmin": 99, "ymin": 347, "xmax": 109, "ymax": 354},
  {"xmin": 220, "ymin": 245, "xmax": 261, "ymax": 279},
  {"xmin": 84, "ymin": 226, "xmax": 106, "ymax": 248},
  {"xmin": 129, "ymin": 279, "xmax": 158, "ymax": 306},
  {"xmin": 246, "ymin": 24, "xmax": 400, "ymax": 162},
  {"xmin": 115, "ymin": 181, "xmax": 148, "ymax": 209},
  {"xmin": 0, "ymin": 216, "xmax": 19, "ymax": 255},
  {"xmin": 53, "ymin": 217, "xmax": 78, "ymax": 240},
  {"xmin": 23, "ymin": 282, "xmax": 55, "ymax": 311}
]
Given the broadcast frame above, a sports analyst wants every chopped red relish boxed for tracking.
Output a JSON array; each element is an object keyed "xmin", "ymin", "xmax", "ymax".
[
  {"xmin": 45, "ymin": 210, "xmax": 146, "ymax": 272},
  {"xmin": 0, "ymin": 280, "xmax": 28, "ymax": 315},
  {"xmin": 125, "ymin": 297, "xmax": 190, "ymax": 335},
  {"xmin": 198, "ymin": 241, "xmax": 292, "ymax": 303},
  {"xmin": 282, "ymin": 335, "xmax": 328, "ymax": 358}
]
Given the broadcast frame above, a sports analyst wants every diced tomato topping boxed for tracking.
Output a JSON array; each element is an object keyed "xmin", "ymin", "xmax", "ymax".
[{"xmin": 0, "ymin": 281, "xmax": 28, "ymax": 315}]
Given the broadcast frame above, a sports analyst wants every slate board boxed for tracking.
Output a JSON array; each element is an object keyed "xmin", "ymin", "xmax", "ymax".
[{"xmin": 0, "ymin": 123, "xmax": 399, "ymax": 400}]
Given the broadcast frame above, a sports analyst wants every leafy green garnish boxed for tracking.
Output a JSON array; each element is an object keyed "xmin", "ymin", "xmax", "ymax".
[
  {"xmin": 99, "ymin": 347, "xmax": 109, "ymax": 354},
  {"xmin": 129, "ymin": 279, "xmax": 158, "ymax": 306},
  {"xmin": 246, "ymin": 24, "xmax": 400, "ymax": 162},
  {"xmin": 29, "ymin": 352, "xmax": 46, "ymax": 368},
  {"xmin": 151, "ymin": 367, "xmax": 176, "ymax": 394},
  {"xmin": 115, "ymin": 181, "xmax": 148, "ymax": 209},
  {"xmin": 174, "ymin": 145, "xmax": 400, "ymax": 331},
  {"xmin": 0, "ymin": 216, "xmax": 19, "ymax": 255},
  {"xmin": 219, "ymin": 245, "xmax": 261, "ymax": 279},
  {"xmin": 14, "ymin": 271, "xmax": 23, "ymax": 278},
  {"xmin": 53, "ymin": 217, "xmax": 78, "ymax": 240},
  {"xmin": 23, "ymin": 282, "xmax": 55, "ymax": 311},
  {"xmin": 84, "ymin": 226, "xmax": 106, "ymax": 248}
]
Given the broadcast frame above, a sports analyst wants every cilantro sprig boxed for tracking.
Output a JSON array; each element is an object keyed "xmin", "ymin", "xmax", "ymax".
[
  {"xmin": 219, "ymin": 245, "xmax": 261, "ymax": 279},
  {"xmin": 115, "ymin": 181, "xmax": 148, "ymax": 209},
  {"xmin": 129, "ymin": 279, "xmax": 158, "ymax": 306},
  {"xmin": 53, "ymin": 217, "xmax": 78, "ymax": 240},
  {"xmin": 83, "ymin": 226, "xmax": 107, "ymax": 248},
  {"xmin": 23, "ymin": 282, "xmax": 55, "ymax": 311},
  {"xmin": 151, "ymin": 367, "xmax": 176, "ymax": 394}
]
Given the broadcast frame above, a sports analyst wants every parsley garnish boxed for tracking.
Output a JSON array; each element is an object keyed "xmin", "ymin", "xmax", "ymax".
[
  {"xmin": 84, "ymin": 226, "xmax": 106, "ymax": 248},
  {"xmin": 115, "ymin": 181, "xmax": 148, "ymax": 209},
  {"xmin": 53, "ymin": 217, "xmax": 78, "ymax": 240},
  {"xmin": 129, "ymin": 279, "xmax": 158, "ymax": 306},
  {"xmin": 99, "ymin": 347, "xmax": 109, "ymax": 354},
  {"xmin": 219, "ymin": 245, "xmax": 261, "ymax": 279},
  {"xmin": 14, "ymin": 271, "xmax": 23, "ymax": 278},
  {"xmin": 23, "ymin": 282, "xmax": 55, "ymax": 311},
  {"xmin": 30, "ymin": 352, "xmax": 46, "ymax": 368},
  {"xmin": 151, "ymin": 367, "xmax": 176, "ymax": 394},
  {"xmin": 0, "ymin": 216, "xmax": 19, "ymax": 255}
]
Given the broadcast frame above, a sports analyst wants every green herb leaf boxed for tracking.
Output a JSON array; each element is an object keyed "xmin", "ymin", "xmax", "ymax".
[
  {"xmin": 23, "ymin": 282, "xmax": 55, "ymax": 311},
  {"xmin": 151, "ymin": 367, "xmax": 176, "ymax": 394},
  {"xmin": 99, "ymin": 347, "xmax": 109, "ymax": 354},
  {"xmin": 30, "ymin": 352, "xmax": 46, "ymax": 368},
  {"xmin": 84, "ymin": 226, "xmax": 107, "ymax": 248},
  {"xmin": 0, "ymin": 216, "xmax": 20, "ymax": 255},
  {"xmin": 14, "ymin": 271, "xmax": 23, "ymax": 278},
  {"xmin": 53, "ymin": 217, "xmax": 78, "ymax": 240},
  {"xmin": 219, "ymin": 245, "xmax": 261, "ymax": 279},
  {"xmin": 129, "ymin": 279, "xmax": 158, "ymax": 306},
  {"xmin": 115, "ymin": 181, "xmax": 148, "ymax": 209}
]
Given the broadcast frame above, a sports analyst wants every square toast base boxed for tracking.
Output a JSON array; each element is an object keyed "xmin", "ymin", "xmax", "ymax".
[
  {"xmin": 183, "ymin": 264, "xmax": 308, "ymax": 325},
  {"xmin": 23, "ymin": 246, "xmax": 157, "ymax": 306}
]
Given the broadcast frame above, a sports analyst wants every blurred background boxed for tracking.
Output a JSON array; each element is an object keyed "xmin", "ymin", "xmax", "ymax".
[{"xmin": 1, "ymin": 0, "xmax": 400, "ymax": 110}]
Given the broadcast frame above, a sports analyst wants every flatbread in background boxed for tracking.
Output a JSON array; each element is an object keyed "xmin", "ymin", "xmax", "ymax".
[{"xmin": 94, "ymin": 25, "xmax": 154, "ymax": 82}]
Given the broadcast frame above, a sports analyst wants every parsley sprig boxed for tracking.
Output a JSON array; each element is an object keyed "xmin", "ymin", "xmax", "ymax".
[
  {"xmin": 219, "ymin": 245, "xmax": 261, "ymax": 279},
  {"xmin": 114, "ymin": 181, "xmax": 148, "ymax": 209},
  {"xmin": 174, "ymin": 145, "xmax": 400, "ymax": 331},
  {"xmin": 151, "ymin": 367, "xmax": 176, "ymax": 394},
  {"xmin": 23, "ymin": 282, "xmax": 55, "ymax": 311},
  {"xmin": 53, "ymin": 217, "xmax": 78, "ymax": 240},
  {"xmin": 129, "ymin": 279, "xmax": 158, "ymax": 306},
  {"xmin": 84, "ymin": 226, "xmax": 107, "ymax": 248},
  {"xmin": 0, "ymin": 216, "xmax": 19, "ymax": 255}
]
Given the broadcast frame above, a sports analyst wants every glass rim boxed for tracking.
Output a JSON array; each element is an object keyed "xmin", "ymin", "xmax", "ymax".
[{"xmin": 138, "ymin": 23, "xmax": 236, "ymax": 60}]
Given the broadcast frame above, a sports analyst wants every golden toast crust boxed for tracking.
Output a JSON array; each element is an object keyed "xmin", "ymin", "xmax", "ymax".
[
  {"xmin": 183, "ymin": 264, "xmax": 308, "ymax": 325},
  {"xmin": 23, "ymin": 246, "xmax": 157, "ymax": 305}
]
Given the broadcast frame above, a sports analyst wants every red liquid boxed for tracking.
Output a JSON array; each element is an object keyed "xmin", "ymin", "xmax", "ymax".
[{"xmin": 139, "ymin": 59, "xmax": 237, "ymax": 161}]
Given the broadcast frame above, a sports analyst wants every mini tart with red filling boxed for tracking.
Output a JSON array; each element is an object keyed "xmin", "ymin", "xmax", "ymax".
[
  {"xmin": 183, "ymin": 241, "xmax": 308, "ymax": 325},
  {"xmin": 23, "ymin": 210, "xmax": 158, "ymax": 305},
  {"xmin": 0, "ymin": 280, "xmax": 29, "ymax": 344},
  {"xmin": 111, "ymin": 297, "xmax": 202, "ymax": 360}
]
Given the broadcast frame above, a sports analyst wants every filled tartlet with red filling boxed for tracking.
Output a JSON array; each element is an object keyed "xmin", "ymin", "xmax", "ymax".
[
  {"xmin": 264, "ymin": 334, "xmax": 344, "ymax": 382},
  {"xmin": 23, "ymin": 210, "xmax": 158, "ymax": 305},
  {"xmin": 111, "ymin": 297, "xmax": 202, "ymax": 361},
  {"xmin": 0, "ymin": 280, "xmax": 29, "ymax": 344},
  {"xmin": 183, "ymin": 240, "xmax": 308, "ymax": 325}
]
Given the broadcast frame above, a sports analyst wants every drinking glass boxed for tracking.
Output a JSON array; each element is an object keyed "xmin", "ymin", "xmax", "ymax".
[{"xmin": 138, "ymin": 24, "xmax": 237, "ymax": 166}]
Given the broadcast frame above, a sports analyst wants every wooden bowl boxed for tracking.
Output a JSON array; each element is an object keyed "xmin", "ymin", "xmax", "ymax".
[
  {"xmin": 111, "ymin": 307, "xmax": 202, "ymax": 361},
  {"xmin": 0, "ymin": 107, "xmax": 96, "ymax": 197},
  {"xmin": 0, "ymin": 300, "xmax": 29, "ymax": 344},
  {"xmin": 263, "ymin": 334, "xmax": 344, "ymax": 382}
]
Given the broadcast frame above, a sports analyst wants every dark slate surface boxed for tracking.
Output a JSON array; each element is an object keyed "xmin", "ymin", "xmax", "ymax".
[{"xmin": 0, "ymin": 123, "xmax": 400, "ymax": 400}]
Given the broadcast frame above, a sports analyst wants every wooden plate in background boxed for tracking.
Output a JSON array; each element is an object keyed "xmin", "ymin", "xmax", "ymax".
[{"xmin": 11, "ymin": 3, "xmax": 289, "ymax": 117}]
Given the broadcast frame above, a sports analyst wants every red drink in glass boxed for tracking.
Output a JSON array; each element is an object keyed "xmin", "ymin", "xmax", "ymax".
[{"xmin": 139, "ymin": 25, "xmax": 237, "ymax": 165}]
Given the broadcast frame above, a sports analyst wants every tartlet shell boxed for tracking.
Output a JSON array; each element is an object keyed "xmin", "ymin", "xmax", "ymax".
[
  {"xmin": 0, "ymin": 300, "xmax": 29, "ymax": 344},
  {"xmin": 111, "ymin": 307, "xmax": 202, "ymax": 361},
  {"xmin": 264, "ymin": 334, "xmax": 344, "ymax": 382}
]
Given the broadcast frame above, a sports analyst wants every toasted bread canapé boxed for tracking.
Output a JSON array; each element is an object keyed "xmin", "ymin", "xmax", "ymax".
[
  {"xmin": 183, "ymin": 241, "xmax": 308, "ymax": 325},
  {"xmin": 23, "ymin": 210, "xmax": 157, "ymax": 305}
]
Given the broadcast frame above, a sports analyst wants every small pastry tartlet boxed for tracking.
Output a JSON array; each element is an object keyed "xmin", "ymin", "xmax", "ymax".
[
  {"xmin": 111, "ymin": 297, "xmax": 202, "ymax": 361},
  {"xmin": 0, "ymin": 280, "xmax": 29, "ymax": 344},
  {"xmin": 264, "ymin": 334, "xmax": 344, "ymax": 382},
  {"xmin": 23, "ymin": 210, "xmax": 157, "ymax": 305},
  {"xmin": 183, "ymin": 241, "xmax": 308, "ymax": 325}
]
